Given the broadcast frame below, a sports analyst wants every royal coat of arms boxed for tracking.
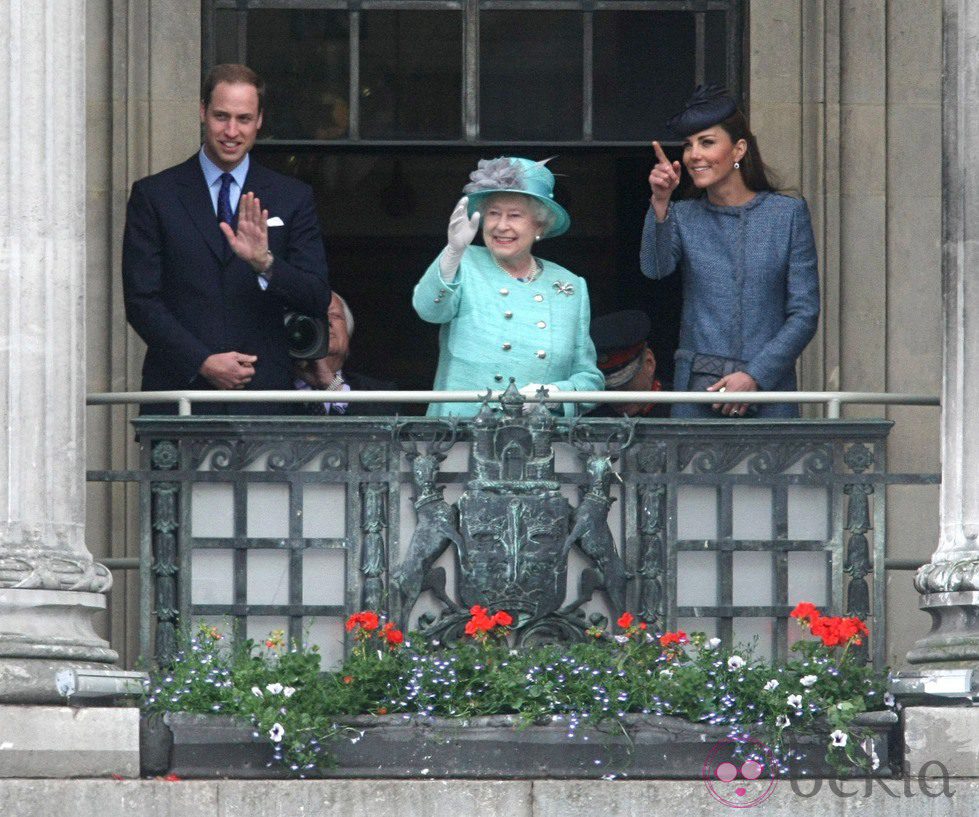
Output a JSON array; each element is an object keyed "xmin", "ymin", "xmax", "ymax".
[{"xmin": 391, "ymin": 384, "xmax": 633, "ymax": 643}]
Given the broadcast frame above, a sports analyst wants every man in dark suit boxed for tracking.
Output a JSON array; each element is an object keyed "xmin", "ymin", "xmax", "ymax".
[
  {"xmin": 294, "ymin": 292, "xmax": 399, "ymax": 416},
  {"xmin": 122, "ymin": 64, "xmax": 330, "ymax": 415}
]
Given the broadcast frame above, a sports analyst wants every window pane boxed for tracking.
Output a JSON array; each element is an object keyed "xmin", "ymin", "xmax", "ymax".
[
  {"xmin": 481, "ymin": 11, "xmax": 582, "ymax": 141},
  {"xmin": 593, "ymin": 11, "xmax": 696, "ymax": 141},
  {"xmin": 246, "ymin": 10, "xmax": 350, "ymax": 140},
  {"xmin": 705, "ymin": 11, "xmax": 729, "ymax": 88},
  {"xmin": 213, "ymin": 9, "xmax": 240, "ymax": 65},
  {"xmin": 361, "ymin": 11, "xmax": 462, "ymax": 139}
]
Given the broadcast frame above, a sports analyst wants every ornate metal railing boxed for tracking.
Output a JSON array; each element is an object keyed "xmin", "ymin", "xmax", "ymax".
[{"xmin": 84, "ymin": 387, "xmax": 940, "ymax": 671}]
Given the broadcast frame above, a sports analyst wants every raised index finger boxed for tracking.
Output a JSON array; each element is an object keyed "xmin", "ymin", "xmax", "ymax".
[{"xmin": 652, "ymin": 140, "xmax": 670, "ymax": 166}]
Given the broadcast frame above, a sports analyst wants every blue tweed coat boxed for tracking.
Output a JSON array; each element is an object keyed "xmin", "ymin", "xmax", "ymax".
[
  {"xmin": 640, "ymin": 192, "xmax": 820, "ymax": 418},
  {"xmin": 413, "ymin": 246, "xmax": 604, "ymax": 417}
]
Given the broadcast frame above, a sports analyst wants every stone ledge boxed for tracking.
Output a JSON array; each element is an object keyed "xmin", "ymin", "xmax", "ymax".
[
  {"xmin": 904, "ymin": 706, "xmax": 979, "ymax": 777},
  {"xmin": 0, "ymin": 778, "xmax": 972, "ymax": 817},
  {"xmin": 0, "ymin": 706, "xmax": 140, "ymax": 778}
]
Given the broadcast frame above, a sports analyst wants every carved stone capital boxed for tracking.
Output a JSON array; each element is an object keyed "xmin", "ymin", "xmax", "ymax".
[
  {"xmin": 914, "ymin": 555, "xmax": 979, "ymax": 594},
  {"xmin": 0, "ymin": 548, "xmax": 112, "ymax": 593}
]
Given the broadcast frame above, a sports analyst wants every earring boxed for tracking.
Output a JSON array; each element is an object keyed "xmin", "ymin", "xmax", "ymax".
[
  {"xmin": 535, "ymin": 234, "xmax": 541, "ymax": 241},
  {"xmin": 734, "ymin": 161, "xmax": 741, "ymax": 170}
]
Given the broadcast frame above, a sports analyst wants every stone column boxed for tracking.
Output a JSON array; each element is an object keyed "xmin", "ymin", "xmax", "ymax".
[
  {"xmin": 0, "ymin": 0, "xmax": 117, "ymax": 702},
  {"xmin": 905, "ymin": 0, "xmax": 979, "ymax": 668}
]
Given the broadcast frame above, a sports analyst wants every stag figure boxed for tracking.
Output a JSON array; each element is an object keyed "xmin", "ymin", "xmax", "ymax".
[
  {"xmin": 391, "ymin": 446, "xmax": 467, "ymax": 629},
  {"xmin": 562, "ymin": 421, "xmax": 635, "ymax": 616}
]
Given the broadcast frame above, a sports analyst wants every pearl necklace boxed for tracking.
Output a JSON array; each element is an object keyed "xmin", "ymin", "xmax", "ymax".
[{"xmin": 493, "ymin": 254, "xmax": 543, "ymax": 283}]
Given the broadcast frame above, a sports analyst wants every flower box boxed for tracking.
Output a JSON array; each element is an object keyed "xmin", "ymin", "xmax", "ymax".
[{"xmin": 141, "ymin": 710, "xmax": 897, "ymax": 780}]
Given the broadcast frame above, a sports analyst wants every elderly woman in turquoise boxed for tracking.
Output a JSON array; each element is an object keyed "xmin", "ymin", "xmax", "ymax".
[{"xmin": 413, "ymin": 157, "xmax": 603, "ymax": 417}]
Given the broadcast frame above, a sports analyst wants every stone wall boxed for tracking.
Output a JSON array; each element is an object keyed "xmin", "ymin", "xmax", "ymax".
[{"xmin": 749, "ymin": 0, "xmax": 942, "ymax": 666}]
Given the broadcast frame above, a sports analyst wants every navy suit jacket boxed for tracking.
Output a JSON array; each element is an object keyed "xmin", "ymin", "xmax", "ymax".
[{"xmin": 123, "ymin": 155, "xmax": 330, "ymax": 415}]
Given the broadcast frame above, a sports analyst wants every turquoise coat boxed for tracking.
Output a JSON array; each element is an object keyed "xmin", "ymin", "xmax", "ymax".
[{"xmin": 413, "ymin": 246, "xmax": 604, "ymax": 417}]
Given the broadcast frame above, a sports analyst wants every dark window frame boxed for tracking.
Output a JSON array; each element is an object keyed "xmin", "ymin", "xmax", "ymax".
[{"xmin": 203, "ymin": 0, "xmax": 744, "ymax": 147}]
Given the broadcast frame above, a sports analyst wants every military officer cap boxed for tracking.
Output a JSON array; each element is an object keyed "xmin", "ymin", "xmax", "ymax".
[{"xmin": 590, "ymin": 310, "xmax": 652, "ymax": 389}]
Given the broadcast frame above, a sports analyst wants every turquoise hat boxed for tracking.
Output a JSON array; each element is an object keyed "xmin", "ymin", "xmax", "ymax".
[{"xmin": 462, "ymin": 157, "xmax": 570, "ymax": 238}]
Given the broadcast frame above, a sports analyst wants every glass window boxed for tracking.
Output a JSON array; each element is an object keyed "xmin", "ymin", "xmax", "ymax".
[
  {"xmin": 246, "ymin": 10, "xmax": 351, "ymax": 140},
  {"xmin": 480, "ymin": 11, "xmax": 583, "ymax": 141},
  {"xmin": 593, "ymin": 11, "xmax": 696, "ymax": 142},
  {"xmin": 213, "ymin": 9, "xmax": 240, "ymax": 66},
  {"xmin": 361, "ymin": 11, "xmax": 462, "ymax": 139},
  {"xmin": 705, "ymin": 11, "xmax": 730, "ymax": 88}
]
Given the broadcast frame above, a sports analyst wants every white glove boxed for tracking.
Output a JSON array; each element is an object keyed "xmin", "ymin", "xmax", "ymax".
[
  {"xmin": 438, "ymin": 196, "xmax": 481, "ymax": 281},
  {"xmin": 519, "ymin": 383, "xmax": 557, "ymax": 412}
]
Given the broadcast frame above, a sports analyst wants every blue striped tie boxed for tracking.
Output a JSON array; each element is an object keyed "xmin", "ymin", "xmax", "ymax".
[{"xmin": 217, "ymin": 173, "xmax": 234, "ymax": 225}]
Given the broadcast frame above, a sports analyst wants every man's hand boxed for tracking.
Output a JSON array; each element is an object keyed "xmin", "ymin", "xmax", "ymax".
[
  {"xmin": 199, "ymin": 351, "xmax": 258, "ymax": 390},
  {"xmin": 219, "ymin": 191, "xmax": 272, "ymax": 274},
  {"xmin": 707, "ymin": 370, "xmax": 758, "ymax": 416},
  {"xmin": 294, "ymin": 358, "xmax": 337, "ymax": 390}
]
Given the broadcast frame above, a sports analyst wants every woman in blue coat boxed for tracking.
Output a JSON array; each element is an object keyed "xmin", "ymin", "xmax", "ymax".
[
  {"xmin": 640, "ymin": 86, "xmax": 820, "ymax": 418},
  {"xmin": 413, "ymin": 157, "xmax": 603, "ymax": 417}
]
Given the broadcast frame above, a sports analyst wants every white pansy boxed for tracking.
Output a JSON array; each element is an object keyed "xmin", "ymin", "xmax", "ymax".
[
  {"xmin": 266, "ymin": 682, "xmax": 284, "ymax": 695},
  {"xmin": 614, "ymin": 635, "xmax": 630, "ymax": 644},
  {"xmin": 883, "ymin": 692, "xmax": 896, "ymax": 707},
  {"xmin": 763, "ymin": 679, "xmax": 779, "ymax": 691},
  {"xmin": 830, "ymin": 729, "xmax": 847, "ymax": 748},
  {"xmin": 775, "ymin": 715, "xmax": 790, "ymax": 729},
  {"xmin": 800, "ymin": 675, "xmax": 818, "ymax": 688},
  {"xmin": 251, "ymin": 686, "xmax": 263, "ymax": 698},
  {"xmin": 269, "ymin": 723, "xmax": 285, "ymax": 743},
  {"xmin": 706, "ymin": 638, "xmax": 722, "ymax": 650},
  {"xmin": 283, "ymin": 686, "xmax": 296, "ymax": 698},
  {"xmin": 727, "ymin": 655, "xmax": 745, "ymax": 670},
  {"xmin": 787, "ymin": 694, "xmax": 803, "ymax": 709}
]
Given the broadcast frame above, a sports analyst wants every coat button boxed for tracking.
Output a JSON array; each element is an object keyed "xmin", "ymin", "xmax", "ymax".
[
  {"xmin": 537, "ymin": 320, "xmax": 546, "ymax": 328},
  {"xmin": 500, "ymin": 288, "xmax": 509, "ymax": 296},
  {"xmin": 504, "ymin": 311, "xmax": 513, "ymax": 319},
  {"xmin": 536, "ymin": 350, "xmax": 546, "ymax": 359},
  {"xmin": 534, "ymin": 294, "xmax": 543, "ymax": 302},
  {"xmin": 434, "ymin": 297, "xmax": 441, "ymax": 303},
  {"xmin": 502, "ymin": 343, "xmax": 512, "ymax": 351}
]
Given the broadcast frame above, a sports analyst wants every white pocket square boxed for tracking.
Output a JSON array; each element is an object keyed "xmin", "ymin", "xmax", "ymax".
[{"xmin": 267, "ymin": 216, "xmax": 284, "ymax": 227}]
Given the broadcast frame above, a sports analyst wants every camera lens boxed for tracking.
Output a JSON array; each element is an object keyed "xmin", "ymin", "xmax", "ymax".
[{"xmin": 284, "ymin": 312, "xmax": 330, "ymax": 359}]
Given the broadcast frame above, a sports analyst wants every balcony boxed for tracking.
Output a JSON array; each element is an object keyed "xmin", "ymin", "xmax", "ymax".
[{"xmin": 85, "ymin": 387, "xmax": 939, "ymax": 671}]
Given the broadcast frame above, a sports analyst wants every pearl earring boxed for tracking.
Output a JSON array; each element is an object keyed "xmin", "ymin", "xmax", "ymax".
[
  {"xmin": 734, "ymin": 161, "xmax": 741, "ymax": 170},
  {"xmin": 535, "ymin": 234, "xmax": 541, "ymax": 241}
]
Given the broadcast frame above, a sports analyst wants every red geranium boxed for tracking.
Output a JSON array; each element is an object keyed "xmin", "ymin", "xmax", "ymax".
[
  {"xmin": 617, "ymin": 612, "xmax": 634, "ymax": 629},
  {"xmin": 792, "ymin": 602, "xmax": 868, "ymax": 648},
  {"xmin": 464, "ymin": 605, "xmax": 512, "ymax": 640},
  {"xmin": 345, "ymin": 611, "xmax": 380, "ymax": 633},
  {"xmin": 492, "ymin": 610, "xmax": 513, "ymax": 627},
  {"xmin": 790, "ymin": 602, "xmax": 821, "ymax": 623},
  {"xmin": 382, "ymin": 621, "xmax": 405, "ymax": 647},
  {"xmin": 659, "ymin": 630, "xmax": 689, "ymax": 648}
]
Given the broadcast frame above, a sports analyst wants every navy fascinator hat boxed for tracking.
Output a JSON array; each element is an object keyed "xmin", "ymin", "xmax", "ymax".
[{"xmin": 666, "ymin": 84, "xmax": 738, "ymax": 138}]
